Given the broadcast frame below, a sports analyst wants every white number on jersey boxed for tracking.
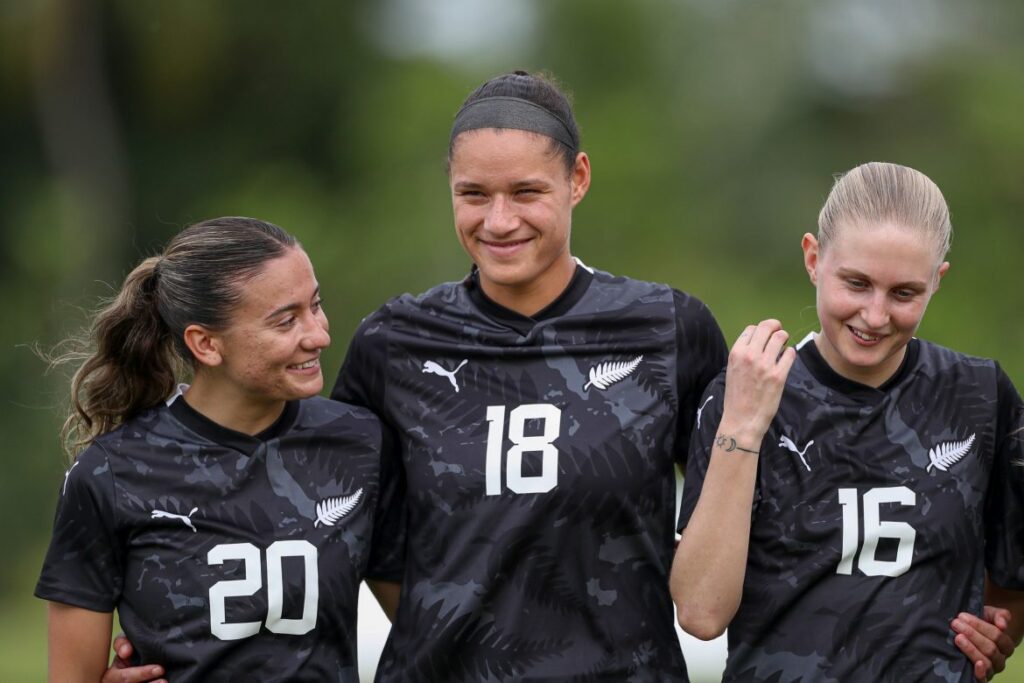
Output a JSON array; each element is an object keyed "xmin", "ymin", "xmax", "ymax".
[
  {"xmin": 484, "ymin": 404, "xmax": 562, "ymax": 495},
  {"xmin": 207, "ymin": 540, "xmax": 319, "ymax": 640},
  {"xmin": 837, "ymin": 486, "xmax": 917, "ymax": 578}
]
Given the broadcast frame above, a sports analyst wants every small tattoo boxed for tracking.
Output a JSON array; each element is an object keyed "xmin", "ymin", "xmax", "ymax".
[{"xmin": 715, "ymin": 434, "xmax": 760, "ymax": 455}]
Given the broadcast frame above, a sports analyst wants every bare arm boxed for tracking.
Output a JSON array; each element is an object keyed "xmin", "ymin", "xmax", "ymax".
[
  {"xmin": 367, "ymin": 579, "xmax": 401, "ymax": 622},
  {"xmin": 670, "ymin": 320, "xmax": 795, "ymax": 640},
  {"xmin": 48, "ymin": 602, "xmax": 113, "ymax": 683}
]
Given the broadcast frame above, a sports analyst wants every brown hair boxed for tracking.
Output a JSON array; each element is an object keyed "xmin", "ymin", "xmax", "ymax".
[{"xmin": 53, "ymin": 216, "xmax": 297, "ymax": 458}]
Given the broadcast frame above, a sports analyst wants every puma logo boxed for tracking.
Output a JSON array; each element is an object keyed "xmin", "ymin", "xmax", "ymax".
[
  {"xmin": 151, "ymin": 507, "xmax": 199, "ymax": 533},
  {"xmin": 62, "ymin": 461, "xmax": 80, "ymax": 496},
  {"xmin": 422, "ymin": 359, "xmax": 469, "ymax": 393},
  {"xmin": 696, "ymin": 395, "xmax": 714, "ymax": 429},
  {"xmin": 779, "ymin": 436, "xmax": 813, "ymax": 472}
]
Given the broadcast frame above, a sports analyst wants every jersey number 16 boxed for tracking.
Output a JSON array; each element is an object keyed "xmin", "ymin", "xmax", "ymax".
[{"xmin": 837, "ymin": 486, "xmax": 917, "ymax": 578}]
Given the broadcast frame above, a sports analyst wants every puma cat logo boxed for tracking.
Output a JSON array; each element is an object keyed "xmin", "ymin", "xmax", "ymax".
[
  {"xmin": 779, "ymin": 436, "xmax": 814, "ymax": 472},
  {"xmin": 422, "ymin": 359, "xmax": 469, "ymax": 392}
]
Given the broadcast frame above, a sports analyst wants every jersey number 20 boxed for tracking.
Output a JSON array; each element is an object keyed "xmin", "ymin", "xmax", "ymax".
[
  {"xmin": 484, "ymin": 404, "xmax": 561, "ymax": 495},
  {"xmin": 207, "ymin": 540, "xmax": 318, "ymax": 640},
  {"xmin": 837, "ymin": 486, "xmax": 916, "ymax": 578}
]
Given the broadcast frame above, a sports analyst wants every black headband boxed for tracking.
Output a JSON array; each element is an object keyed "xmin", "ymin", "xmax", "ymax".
[{"xmin": 450, "ymin": 96, "xmax": 577, "ymax": 149}]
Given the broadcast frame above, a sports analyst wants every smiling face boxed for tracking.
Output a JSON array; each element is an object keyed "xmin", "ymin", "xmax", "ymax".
[
  {"xmin": 210, "ymin": 246, "xmax": 331, "ymax": 407},
  {"xmin": 449, "ymin": 128, "xmax": 590, "ymax": 316},
  {"xmin": 803, "ymin": 221, "xmax": 949, "ymax": 387}
]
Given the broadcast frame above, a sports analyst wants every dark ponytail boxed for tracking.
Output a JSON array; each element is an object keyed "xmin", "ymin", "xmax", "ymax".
[
  {"xmin": 54, "ymin": 216, "xmax": 296, "ymax": 458},
  {"xmin": 58, "ymin": 257, "xmax": 181, "ymax": 457}
]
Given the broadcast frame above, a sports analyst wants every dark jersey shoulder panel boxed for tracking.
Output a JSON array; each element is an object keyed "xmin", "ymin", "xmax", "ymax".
[
  {"xmin": 679, "ymin": 336, "xmax": 1024, "ymax": 683},
  {"xmin": 333, "ymin": 264, "xmax": 727, "ymax": 683},
  {"xmin": 37, "ymin": 396, "xmax": 384, "ymax": 683}
]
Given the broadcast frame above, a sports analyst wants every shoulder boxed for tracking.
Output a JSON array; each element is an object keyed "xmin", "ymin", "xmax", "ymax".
[
  {"xmin": 586, "ymin": 267, "xmax": 717, "ymax": 325},
  {"xmin": 913, "ymin": 339, "xmax": 999, "ymax": 379},
  {"xmin": 90, "ymin": 403, "xmax": 181, "ymax": 454},
  {"xmin": 293, "ymin": 396, "xmax": 383, "ymax": 446},
  {"xmin": 351, "ymin": 279, "xmax": 471, "ymax": 335},
  {"xmin": 585, "ymin": 266, "xmax": 674, "ymax": 303}
]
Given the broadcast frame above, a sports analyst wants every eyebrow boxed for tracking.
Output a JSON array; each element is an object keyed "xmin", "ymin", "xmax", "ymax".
[
  {"xmin": 836, "ymin": 268, "xmax": 927, "ymax": 290},
  {"xmin": 265, "ymin": 285, "xmax": 320, "ymax": 321},
  {"xmin": 453, "ymin": 178, "xmax": 550, "ymax": 192}
]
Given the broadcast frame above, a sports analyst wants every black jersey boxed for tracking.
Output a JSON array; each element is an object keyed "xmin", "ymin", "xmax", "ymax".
[
  {"xmin": 332, "ymin": 264, "xmax": 727, "ymax": 682},
  {"xmin": 678, "ymin": 334, "xmax": 1024, "ymax": 683},
  {"xmin": 36, "ymin": 395, "xmax": 394, "ymax": 683}
]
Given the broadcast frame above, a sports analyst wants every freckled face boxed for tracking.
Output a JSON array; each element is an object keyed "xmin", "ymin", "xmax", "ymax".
[
  {"xmin": 449, "ymin": 128, "xmax": 590, "ymax": 313},
  {"xmin": 214, "ymin": 247, "xmax": 331, "ymax": 406},
  {"xmin": 803, "ymin": 222, "xmax": 949, "ymax": 387}
]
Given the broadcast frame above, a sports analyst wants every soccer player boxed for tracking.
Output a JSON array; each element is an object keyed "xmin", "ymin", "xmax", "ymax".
[
  {"xmin": 327, "ymin": 70, "xmax": 730, "ymax": 681},
  {"xmin": 36, "ymin": 218, "xmax": 399, "ymax": 683},
  {"xmin": 672, "ymin": 162, "xmax": 1024, "ymax": 682}
]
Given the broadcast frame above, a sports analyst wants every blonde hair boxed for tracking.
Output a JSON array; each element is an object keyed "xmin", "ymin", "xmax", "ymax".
[{"xmin": 817, "ymin": 162, "xmax": 951, "ymax": 258}]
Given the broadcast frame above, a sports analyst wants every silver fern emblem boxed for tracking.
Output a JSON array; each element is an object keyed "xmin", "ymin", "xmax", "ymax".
[
  {"xmin": 583, "ymin": 355, "xmax": 643, "ymax": 391},
  {"xmin": 314, "ymin": 488, "xmax": 363, "ymax": 527},
  {"xmin": 926, "ymin": 434, "xmax": 976, "ymax": 472}
]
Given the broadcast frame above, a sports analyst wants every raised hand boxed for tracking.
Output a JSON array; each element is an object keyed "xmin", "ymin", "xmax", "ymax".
[{"xmin": 718, "ymin": 319, "xmax": 797, "ymax": 447}]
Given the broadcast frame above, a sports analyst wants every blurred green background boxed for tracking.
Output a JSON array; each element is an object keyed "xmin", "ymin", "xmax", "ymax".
[{"xmin": 3, "ymin": 1, "xmax": 1023, "ymax": 680}]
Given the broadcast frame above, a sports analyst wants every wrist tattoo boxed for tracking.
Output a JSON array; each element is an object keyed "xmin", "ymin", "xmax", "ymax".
[{"xmin": 715, "ymin": 434, "xmax": 760, "ymax": 455}]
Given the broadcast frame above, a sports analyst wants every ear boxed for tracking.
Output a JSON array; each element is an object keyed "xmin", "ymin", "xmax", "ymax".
[
  {"xmin": 569, "ymin": 152, "xmax": 591, "ymax": 207},
  {"xmin": 933, "ymin": 260, "xmax": 951, "ymax": 291},
  {"xmin": 182, "ymin": 324, "xmax": 224, "ymax": 368},
  {"xmin": 801, "ymin": 233, "xmax": 820, "ymax": 285}
]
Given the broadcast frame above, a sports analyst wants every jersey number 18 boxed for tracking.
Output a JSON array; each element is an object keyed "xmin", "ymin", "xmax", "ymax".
[{"xmin": 484, "ymin": 404, "xmax": 562, "ymax": 495}]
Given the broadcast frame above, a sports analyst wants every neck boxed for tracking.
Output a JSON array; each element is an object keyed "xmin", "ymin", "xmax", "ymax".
[
  {"xmin": 183, "ymin": 374, "xmax": 286, "ymax": 435},
  {"xmin": 812, "ymin": 332, "xmax": 906, "ymax": 389},
  {"xmin": 479, "ymin": 256, "xmax": 577, "ymax": 317}
]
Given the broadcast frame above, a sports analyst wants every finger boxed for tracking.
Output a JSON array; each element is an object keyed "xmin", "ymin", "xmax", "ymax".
[
  {"xmin": 763, "ymin": 329, "xmax": 790, "ymax": 363},
  {"xmin": 953, "ymin": 632, "xmax": 992, "ymax": 680},
  {"xmin": 749, "ymin": 319, "xmax": 782, "ymax": 351},
  {"xmin": 102, "ymin": 665, "xmax": 166, "ymax": 683},
  {"xmin": 776, "ymin": 345, "xmax": 798, "ymax": 375},
  {"xmin": 954, "ymin": 617, "xmax": 1007, "ymax": 671},
  {"xmin": 957, "ymin": 613, "xmax": 1003, "ymax": 641},
  {"xmin": 983, "ymin": 605, "xmax": 1012, "ymax": 631},
  {"xmin": 734, "ymin": 325, "xmax": 756, "ymax": 348},
  {"xmin": 957, "ymin": 612, "xmax": 1014, "ymax": 660},
  {"xmin": 113, "ymin": 634, "xmax": 133, "ymax": 661}
]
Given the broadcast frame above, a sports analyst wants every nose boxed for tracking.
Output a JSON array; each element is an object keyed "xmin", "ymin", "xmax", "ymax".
[
  {"xmin": 484, "ymin": 194, "xmax": 518, "ymax": 236},
  {"xmin": 301, "ymin": 313, "xmax": 331, "ymax": 350},
  {"xmin": 861, "ymin": 292, "xmax": 890, "ymax": 330}
]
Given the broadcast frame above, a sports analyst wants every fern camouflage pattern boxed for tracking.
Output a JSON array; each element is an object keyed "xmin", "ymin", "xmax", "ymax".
[
  {"xmin": 37, "ymin": 396, "xmax": 398, "ymax": 682},
  {"xmin": 333, "ymin": 264, "xmax": 727, "ymax": 682},
  {"xmin": 679, "ymin": 334, "xmax": 1024, "ymax": 682}
]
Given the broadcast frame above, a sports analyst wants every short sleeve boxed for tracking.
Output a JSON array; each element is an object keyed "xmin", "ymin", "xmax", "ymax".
[
  {"xmin": 365, "ymin": 425, "xmax": 407, "ymax": 582},
  {"xmin": 331, "ymin": 307, "xmax": 391, "ymax": 414},
  {"xmin": 677, "ymin": 372, "xmax": 727, "ymax": 533},
  {"xmin": 35, "ymin": 445, "xmax": 124, "ymax": 612},
  {"xmin": 673, "ymin": 290, "xmax": 728, "ymax": 468},
  {"xmin": 332, "ymin": 306, "xmax": 408, "ymax": 580},
  {"xmin": 984, "ymin": 364, "xmax": 1024, "ymax": 590}
]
